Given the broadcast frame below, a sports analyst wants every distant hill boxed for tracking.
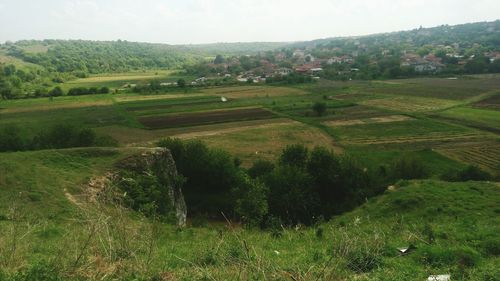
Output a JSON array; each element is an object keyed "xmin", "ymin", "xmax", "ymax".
[
  {"xmin": 1, "ymin": 20, "xmax": 498, "ymax": 75},
  {"xmin": 289, "ymin": 21, "xmax": 500, "ymax": 50}
]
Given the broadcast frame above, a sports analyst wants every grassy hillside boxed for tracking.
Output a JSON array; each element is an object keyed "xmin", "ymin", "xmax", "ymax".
[{"xmin": 0, "ymin": 147, "xmax": 498, "ymax": 280}]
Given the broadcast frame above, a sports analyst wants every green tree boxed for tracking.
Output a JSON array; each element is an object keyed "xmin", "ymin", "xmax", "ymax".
[
  {"xmin": 248, "ymin": 159, "xmax": 275, "ymax": 179},
  {"xmin": 280, "ymin": 144, "xmax": 309, "ymax": 169},
  {"xmin": 234, "ymin": 176, "xmax": 268, "ymax": 227},
  {"xmin": 49, "ymin": 86, "xmax": 64, "ymax": 97},
  {"xmin": 214, "ymin": 54, "xmax": 225, "ymax": 64},
  {"xmin": 312, "ymin": 102, "xmax": 327, "ymax": 116},
  {"xmin": 177, "ymin": 79, "xmax": 186, "ymax": 88}
]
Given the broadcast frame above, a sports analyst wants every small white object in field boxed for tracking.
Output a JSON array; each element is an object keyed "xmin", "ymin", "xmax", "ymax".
[
  {"xmin": 274, "ymin": 250, "xmax": 280, "ymax": 255},
  {"xmin": 427, "ymin": 274, "xmax": 450, "ymax": 281},
  {"xmin": 221, "ymin": 96, "xmax": 228, "ymax": 102},
  {"xmin": 398, "ymin": 248, "xmax": 409, "ymax": 253}
]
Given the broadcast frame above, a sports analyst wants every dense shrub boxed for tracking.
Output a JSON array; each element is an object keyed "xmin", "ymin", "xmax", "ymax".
[
  {"xmin": 32, "ymin": 124, "xmax": 98, "ymax": 149},
  {"xmin": 10, "ymin": 261, "xmax": 62, "ymax": 281},
  {"xmin": 0, "ymin": 125, "xmax": 25, "ymax": 152},
  {"xmin": 346, "ymin": 250, "xmax": 381, "ymax": 273},
  {"xmin": 68, "ymin": 86, "xmax": 109, "ymax": 96},
  {"xmin": 48, "ymin": 86, "xmax": 64, "ymax": 97},
  {"xmin": 417, "ymin": 246, "xmax": 480, "ymax": 268},
  {"xmin": 0, "ymin": 124, "xmax": 117, "ymax": 152},
  {"xmin": 266, "ymin": 165, "xmax": 318, "ymax": 225},
  {"xmin": 248, "ymin": 159, "xmax": 274, "ymax": 179},
  {"xmin": 234, "ymin": 176, "xmax": 269, "ymax": 227},
  {"xmin": 391, "ymin": 155, "xmax": 429, "ymax": 180},
  {"xmin": 442, "ymin": 165, "xmax": 492, "ymax": 182},
  {"xmin": 157, "ymin": 138, "xmax": 245, "ymax": 217}
]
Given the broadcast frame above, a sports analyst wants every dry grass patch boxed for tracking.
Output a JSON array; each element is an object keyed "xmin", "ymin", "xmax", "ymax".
[
  {"xmin": 95, "ymin": 118, "xmax": 294, "ymax": 145},
  {"xmin": 196, "ymin": 122, "xmax": 342, "ymax": 166},
  {"xmin": 360, "ymin": 96, "xmax": 459, "ymax": 112},
  {"xmin": 436, "ymin": 141, "xmax": 500, "ymax": 176},
  {"xmin": 324, "ymin": 115, "xmax": 413, "ymax": 127}
]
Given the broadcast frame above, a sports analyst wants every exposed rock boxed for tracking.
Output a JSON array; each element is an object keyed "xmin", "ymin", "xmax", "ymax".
[{"xmin": 115, "ymin": 148, "xmax": 187, "ymax": 227}]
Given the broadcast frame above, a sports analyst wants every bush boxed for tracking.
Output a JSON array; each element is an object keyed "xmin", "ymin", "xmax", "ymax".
[
  {"xmin": 0, "ymin": 125, "xmax": 25, "ymax": 152},
  {"xmin": 312, "ymin": 102, "xmax": 327, "ymax": 116},
  {"xmin": 68, "ymin": 86, "xmax": 110, "ymax": 96},
  {"xmin": 442, "ymin": 165, "xmax": 492, "ymax": 182},
  {"xmin": 30, "ymin": 124, "xmax": 116, "ymax": 150},
  {"xmin": 417, "ymin": 246, "xmax": 480, "ymax": 267},
  {"xmin": 49, "ymin": 86, "xmax": 63, "ymax": 97},
  {"xmin": 279, "ymin": 144, "xmax": 309, "ymax": 168},
  {"xmin": 391, "ymin": 155, "xmax": 429, "ymax": 180},
  {"xmin": 234, "ymin": 176, "xmax": 268, "ymax": 227},
  {"xmin": 11, "ymin": 261, "xmax": 62, "ymax": 281},
  {"xmin": 158, "ymin": 138, "xmax": 245, "ymax": 217},
  {"xmin": 248, "ymin": 159, "xmax": 274, "ymax": 179},
  {"xmin": 346, "ymin": 250, "xmax": 381, "ymax": 273},
  {"xmin": 481, "ymin": 237, "xmax": 500, "ymax": 256}
]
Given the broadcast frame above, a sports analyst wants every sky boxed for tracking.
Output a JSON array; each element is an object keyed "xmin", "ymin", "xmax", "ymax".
[{"xmin": 0, "ymin": 0, "xmax": 499, "ymax": 45}]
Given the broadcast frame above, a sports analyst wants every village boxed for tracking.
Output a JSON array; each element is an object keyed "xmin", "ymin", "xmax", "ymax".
[{"xmin": 185, "ymin": 41, "xmax": 500, "ymax": 84}]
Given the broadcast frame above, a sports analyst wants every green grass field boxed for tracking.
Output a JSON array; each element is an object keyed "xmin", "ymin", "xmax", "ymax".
[{"xmin": 0, "ymin": 148, "xmax": 498, "ymax": 280}]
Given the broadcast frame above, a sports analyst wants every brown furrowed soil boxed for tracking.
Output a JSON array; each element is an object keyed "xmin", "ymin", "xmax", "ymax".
[
  {"xmin": 472, "ymin": 94, "xmax": 500, "ymax": 110},
  {"xmin": 138, "ymin": 107, "xmax": 276, "ymax": 129}
]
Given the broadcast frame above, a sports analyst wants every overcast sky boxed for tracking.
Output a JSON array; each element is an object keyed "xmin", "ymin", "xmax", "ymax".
[{"xmin": 0, "ymin": 0, "xmax": 499, "ymax": 44}]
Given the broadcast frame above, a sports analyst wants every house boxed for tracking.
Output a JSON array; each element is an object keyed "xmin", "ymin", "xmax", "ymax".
[
  {"xmin": 327, "ymin": 57, "xmax": 343, "ymax": 65},
  {"xmin": 295, "ymin": 65, "xmax": 313, "ymax": 73},
  {"xmin": 414, "ymin": 62, "xmax": 443, "ymax": 73},
  {"xmin": 275, "ymin": 67, "xmax": 293, "ymax": 76},
  {"xmin": 275, "ymin": 52, "xmax": 287, "ymax": 61},
  {"xmin": 293, "ymin": 50, "xmax": 305, "ymax": 58},
  {"xmin": 340, "ymin": 55, "xmax": 354, "ymax": 64},
  {"xmin": 486, "ymin": 52, "xmax": 500, "ymax": 63},
  {"xmin": 195, "ymin": 77, "xmax": 207, "ymax": 83},
  {"xmin": 311, "ymin": 68, "xmax": 323, "ymax": 75}
]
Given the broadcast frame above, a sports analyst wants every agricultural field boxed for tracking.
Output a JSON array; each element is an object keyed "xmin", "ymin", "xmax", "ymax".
[
  {"xmin": 435, "ymin": 106, "xmax": 500, "ymax": 133},
  {"xmin": 1, "ymin": 74, "xmax": 499, "ymax": 168},
  {"xmin": 1, "ymin": 71, "xmax": 500, "ymax": 280},
  {"xmin": 138, "ymin": 107, "xmax": 276, "ymax": 129},
  {"xmin": 472, "ymin": 93, "xmax": 500, "ymax": 109},
  {"xmin": 360, "ymin": 96, "xmax": 460, "ymax": 112},
  {"xmin": 60, "ymin": 70, "xmax": 193, "ymax": 90},
  {"xmin": 368, "ymin": 75, "xmax": 500, "ymax": 99},
  {"xmin": 200, "ymin": 85, "xmax": 308, "ymax": 99},
  {"xmin": 435, "ymin": 140, "xmax": 500, "ymax": 177}
]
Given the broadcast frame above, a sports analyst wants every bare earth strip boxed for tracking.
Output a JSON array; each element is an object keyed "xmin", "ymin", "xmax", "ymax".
[{"xmin": 324, "ymin": 115, "xmax": 413, "ymax": 127}]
